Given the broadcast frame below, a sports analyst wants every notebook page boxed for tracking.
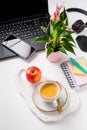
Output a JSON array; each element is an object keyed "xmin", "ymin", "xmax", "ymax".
[{"xmin": 67, "ymin": 61, "xmax": 87, "ymax": 87}]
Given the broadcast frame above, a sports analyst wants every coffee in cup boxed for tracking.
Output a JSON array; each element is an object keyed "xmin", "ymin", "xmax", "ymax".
[{"xmin": 39, "ymin": 80, "xmax": 61, "ymax": 103}]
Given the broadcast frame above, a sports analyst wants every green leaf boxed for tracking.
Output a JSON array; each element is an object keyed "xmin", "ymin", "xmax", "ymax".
[
  {"xmin": 32, "ymin": 36, "xmax": 49, "ymax": 43},
  {"xmin": 54, "ymin": 20, "xmax": 62, "ymax": 28},
  {"xmin": 41, "ymin": 26, "xmax": 47, "ymax": 33},
  {"xmin": 58, "ymin": 47, "xmax": 67, "ymax": 55},
  {"xmin": 62, "ymin": 38, "xmax": 75, "ymax": 47},
  {"xmin": 63, "ymin": 43, "xmax": 76, "ymax": 55},
  {"xmin": 60, "ymin": 7, "xmax": 68, "ymax": 25},
  {"xmin": 67, "ymin": 34, "xmax": 75, "ymax": 44},
  {"xmin": 46, "ymin": 47, "xmax": 54, "ymax": 57},
  {"xmin": 52, "ymin": 26, "xmax": 65, "ymax": 39},
  {"xmin": 49, "ymin": 21, "xmax": 54, "ymax": 35}
]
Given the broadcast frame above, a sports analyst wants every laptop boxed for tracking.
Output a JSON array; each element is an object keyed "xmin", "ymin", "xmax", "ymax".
[{"xmin": 0, "ymin": 0, "xmax": 50, "ymax": 60}]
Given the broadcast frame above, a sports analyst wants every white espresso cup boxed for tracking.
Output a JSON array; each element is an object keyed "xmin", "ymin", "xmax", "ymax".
[{"xmin": 39, "ymin": 80, "xmax": 61, "ymax": 103}]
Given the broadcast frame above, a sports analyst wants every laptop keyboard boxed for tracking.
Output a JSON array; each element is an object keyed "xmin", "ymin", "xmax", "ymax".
[{"xmin": 0, "ymin": 14, "xmax": 50, "ymax": 43}]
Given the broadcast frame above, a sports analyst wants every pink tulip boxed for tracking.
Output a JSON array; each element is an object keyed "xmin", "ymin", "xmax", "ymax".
[{"xmin": 50, "ymin": 2, "xmax": 64, "ymax": 21}]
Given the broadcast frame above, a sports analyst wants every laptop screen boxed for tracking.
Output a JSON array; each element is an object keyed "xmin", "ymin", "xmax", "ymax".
[{"xmin": 0, "ymin": 0, "xmax": 49, "ymax": 23}]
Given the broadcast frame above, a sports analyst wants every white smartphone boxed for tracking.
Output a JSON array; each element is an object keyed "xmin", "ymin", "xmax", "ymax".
[{"xmin": 2, "ymin": 34, "xmax": 36, "ymax": 60}]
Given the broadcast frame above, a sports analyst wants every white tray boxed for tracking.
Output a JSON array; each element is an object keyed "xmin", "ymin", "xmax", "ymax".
[{"xmin": 15, "ymin": 66, "xmax": 80, "ymax": 122}]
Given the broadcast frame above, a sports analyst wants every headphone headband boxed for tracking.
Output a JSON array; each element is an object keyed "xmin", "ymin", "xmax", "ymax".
[
  {"xmin": 66, "ymin": 8, "xmax": 87, "ymax": 52},
  {"xmin": 66, "ymin": 8, "xmax": 87, "ymax": 16}
]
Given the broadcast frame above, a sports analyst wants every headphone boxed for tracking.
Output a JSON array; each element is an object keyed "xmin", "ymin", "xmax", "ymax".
[{"xmin": 66, "ymin": 8, "xmax": 87, "ymax": 51}]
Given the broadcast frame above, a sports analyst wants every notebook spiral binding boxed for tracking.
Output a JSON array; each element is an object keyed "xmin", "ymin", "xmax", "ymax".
[{"xmin": 60, "ymin": 62, "xmax": 78, "ymax": 89}]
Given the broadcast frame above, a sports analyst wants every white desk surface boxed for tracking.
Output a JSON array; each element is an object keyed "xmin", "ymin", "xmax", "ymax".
[{"xmin": 0, "ymin": 0, "xmax": 87, "ymax": 130}]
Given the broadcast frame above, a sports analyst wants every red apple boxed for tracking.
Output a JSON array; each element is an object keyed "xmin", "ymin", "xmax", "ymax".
[{"xmin": 26, "ymin": 66, "xmax": 42, "ymax": 83}]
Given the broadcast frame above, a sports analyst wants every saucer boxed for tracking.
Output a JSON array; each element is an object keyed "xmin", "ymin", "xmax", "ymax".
[{"xmin": 32, "ymin": 82, "xmax": 68, "ymax": 112}]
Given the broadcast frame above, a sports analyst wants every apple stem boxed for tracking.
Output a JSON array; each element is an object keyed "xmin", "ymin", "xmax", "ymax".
[{"xmin": 31, "ymin": 70, "xmax": 35, "ymax": 73}]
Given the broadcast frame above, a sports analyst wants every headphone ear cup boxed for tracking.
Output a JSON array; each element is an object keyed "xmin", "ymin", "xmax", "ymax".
[
  {"xmin": 72, "ymin": 20, "xmax": 85, "ymax": 33},
  {"xmin": 76, "ymin": 35, "xmax": 87, "ymax": 51}
]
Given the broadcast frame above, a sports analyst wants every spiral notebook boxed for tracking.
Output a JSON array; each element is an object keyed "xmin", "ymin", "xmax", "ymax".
[{"xmin": 60, "ymin": 58, "xmax": 87, "ymax": 89}]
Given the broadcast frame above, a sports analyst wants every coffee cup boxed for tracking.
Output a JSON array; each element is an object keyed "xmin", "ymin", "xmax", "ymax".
[{"xmin": 39, "ymin": 80, "xmax": 61, "ymax": 103}]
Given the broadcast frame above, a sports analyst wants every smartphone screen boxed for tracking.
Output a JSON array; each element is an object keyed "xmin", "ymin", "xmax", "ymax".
[
  {"xmin": 0, "ymin": 44, "xmax": 17, "ymax": 60},
  {"xmin": 2, "ymin": 34, "xmax": 36, "ymax": 60},
  {"xmin": 0, "ymin": 34, "xmax": 17, "ymax": 60}
]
